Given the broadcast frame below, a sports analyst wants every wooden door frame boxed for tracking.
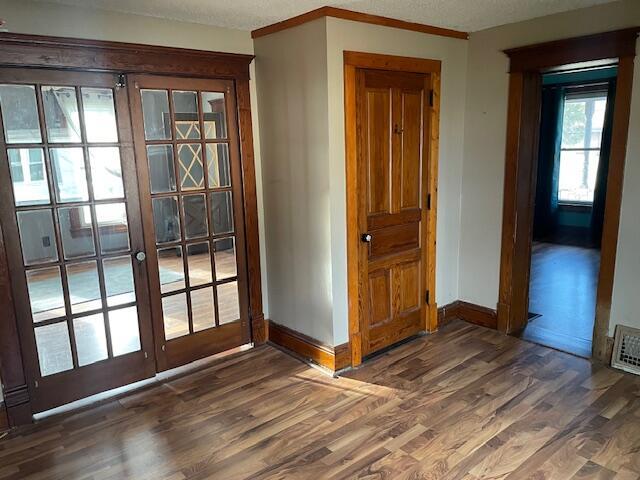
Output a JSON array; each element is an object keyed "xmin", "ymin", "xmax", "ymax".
[
  {"xmin": 497, "ymin": 28, "xmax": 639, "ymax": 362},
  {"xmin": 344, "ymin": 51, "xmax": 440, "ymax": 367},
  {"xmin": 0, "ymin": 32, "xmax": 264, "ymax": 426}
]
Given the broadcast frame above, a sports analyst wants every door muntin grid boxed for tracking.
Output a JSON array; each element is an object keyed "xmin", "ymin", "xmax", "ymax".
[
  {"xmin": 141, "ymin": 87, "xmax": 240, "ymax": 341},
  {"xmin": 0, "ymin": 81, "xmax": 143, "ymax": 377}
]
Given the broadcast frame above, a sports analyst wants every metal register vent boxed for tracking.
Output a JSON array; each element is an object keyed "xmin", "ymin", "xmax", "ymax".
[{"xmin": 612, "ymin": 325, "xmax": 640, "ymax": 375}]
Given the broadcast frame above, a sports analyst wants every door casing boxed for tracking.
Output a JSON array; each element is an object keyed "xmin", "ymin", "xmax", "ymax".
[
  {"xmin": 497, "ymin": 28, "xmax": 639, "ymax": 363},
  {"xmin": 344, "ymin": 51, "xmax": 441, "ymax": 367}
]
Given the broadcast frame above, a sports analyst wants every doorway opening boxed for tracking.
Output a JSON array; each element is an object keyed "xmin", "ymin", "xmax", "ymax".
[
  {"xmin": 497, "ymin": 28, "xmax": 638, "ymax": 363},
  {"xmin": 0, "ymin": 34, "xmax": 264, "ymax": 426},
  {"xmin": 523, "ymin": 68, "xmax": 616, "ymax": 357}
]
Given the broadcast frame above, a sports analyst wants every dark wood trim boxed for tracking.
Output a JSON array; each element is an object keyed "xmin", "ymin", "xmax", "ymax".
[
  {"xmin": 236, "ymin": 79, "xmax": 266, "ymax": 344},
  {"xmin": 457, "ymin": 302, "xmax": 498, "ymax": 329},
  {"xmin": 3, "ymin": 386, "xmax": 32, "ymax": 426},
  {"xmin": 438, "ymin": 301, "xmax": 460, "ymax": 327},
  {"xmin": 505, "ymin": 28, "xmax": 639, "ymax": 73},
  {"xmin": 0, "ymin": 207, "xmax": 31, "ymax": 427},
  {"xmin": 592, "ymin": 56, "xmax": 635, "ymax": 362},
  {"xmin": 497, "ymin": 72, "xmax": 542, "ymax": 334},
  {"xmin": 0, "ymin": 402, "xmax": 8, "ymax": 432},
  {"xmin": 498, "ymin": 30, "xmax": 638, "ymax": 361},
  {"xmin": 438, "ymin": 301, "xmax": 497, "ymax": 329},
  {"xmin": 251, "ymin": 6, "xmax": 469, "ymax": 40},
  {"xmin": 0, "ymin": 33, "xmax": 254, "ymax": 79},
  {"xmin": 344, "ymin": 51, "xmax": 442, "ymax": 75},
  {"xmin": 344, "ymin": 52, "xmax": 441, "ymax": 367},
  {"xmin": 266, "ymin": 320, "xmax": 350, "ymax": 372}
]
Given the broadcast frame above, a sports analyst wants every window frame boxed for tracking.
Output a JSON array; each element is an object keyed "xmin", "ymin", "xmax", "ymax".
[{"xmin": 557, "ymin": 84, "xmax": 609, "ymax": 206}]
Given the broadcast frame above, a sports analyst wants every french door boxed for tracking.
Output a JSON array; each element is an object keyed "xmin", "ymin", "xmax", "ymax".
[
  {"xmin": 129, "ymin": 75, "xmax": 250, "ymax": 371},
  {"xmin": 0, "ymin": 69, "xmax": 251, "ymax": 412},
  {"xmin": 0, "ymin": 69, "xmax": 155, "ymax": 412}
]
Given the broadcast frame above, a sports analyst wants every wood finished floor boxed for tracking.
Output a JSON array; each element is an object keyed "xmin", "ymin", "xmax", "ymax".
[
  {"xmin": 2, "ymin": 320, "xmax": 640, "ymax": 480},
  {"xmin": 524, "ymin": 242, "xmax": 600, "ymax": 358}
]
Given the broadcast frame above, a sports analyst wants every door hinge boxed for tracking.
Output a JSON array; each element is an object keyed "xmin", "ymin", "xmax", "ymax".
[
  {"xmin": 425, "ymin": 290, "xmax": 430, "ymax": 305},
  {"xmin": 116, "ymin": 74, "xmax": 126, "ymax": 89},
  {"xmin": 429, "ymin": 89, "xmax": 434, "ymax": 107},
  {"xmin": 427, "ymin": 193, "xmax": 432, "ymax": 210}
]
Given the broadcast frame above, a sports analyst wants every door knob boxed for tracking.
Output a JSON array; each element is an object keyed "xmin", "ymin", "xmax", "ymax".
[
  {"xmin": 361, "ymin": 233, "xmax": 372, "ymax": 243},
  {"xmin": 135, "ymin": 251, "xmax": 147, "ymax": 263}
]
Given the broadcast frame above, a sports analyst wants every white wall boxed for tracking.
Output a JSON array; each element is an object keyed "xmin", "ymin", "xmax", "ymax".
[
  {"xmin": 458, "ymin": 0, "xmax": 640, "ymax": 337},
  {"xmin": 0, "ymin": 0, "xmax": 270, "ymax": 401},
  {"xmin": 254, "ymin": 19, "xmax": 334, "ymax": 344},
  {"xmin": 255, "ymin": 18, "xmax": 468, "ymax": 346}
]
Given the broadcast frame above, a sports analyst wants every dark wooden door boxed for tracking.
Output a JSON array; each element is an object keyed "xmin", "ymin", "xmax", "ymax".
[
  {"xmin": 0, "ymin": 68, "xmax": 156, "ymax": 412},
  {"xmin": 356, "ymin": 69, "xmax": 431, "ymax": 357},
  {"xmin": 129, "ymin": 75, "xmax": 250, "ymax": 371}
]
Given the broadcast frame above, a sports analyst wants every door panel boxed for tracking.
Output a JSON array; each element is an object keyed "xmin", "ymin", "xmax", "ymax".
[
  {"xmin": 368, "ymin": 223, "xmax": 419, "ymax": 258},
  {"xmin": 357, "ymin": 69, "xmax": 430, "ymax": 357},
  {"xmin": 129, "ymin": 75, "xmax": 250, "ymax": 371},
  {"xmin": 400, "ymin": 91, "xmax": 422, "ymax": 210},
  {"xmin": 368, "ymin": 269, "xmax": 391, "ymax": 327},
  {"xmin": 0, "ymin": 68, "xmax": 155, "ymax": 412},
  {"xmin": 366, "ymin": 89, "xmax": 392, "ymax": 215}
]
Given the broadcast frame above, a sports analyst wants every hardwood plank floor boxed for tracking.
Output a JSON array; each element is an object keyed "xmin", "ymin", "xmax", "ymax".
[
  {"xmin": 2, "ymin": 320, "xmax": 640, "ymax": 480},
  {"xmin": 524, "ymin": 242, "xmax": 601, "ymax": 358}
]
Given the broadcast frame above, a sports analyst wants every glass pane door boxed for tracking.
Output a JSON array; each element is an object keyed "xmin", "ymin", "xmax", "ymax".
[
  {"xmin": 130, "ymin": 75, "xmax": 249, "ymax": 371},
  {"xmin": 0, "ymin": 69, "xmax": 155, "ymax": 412}
]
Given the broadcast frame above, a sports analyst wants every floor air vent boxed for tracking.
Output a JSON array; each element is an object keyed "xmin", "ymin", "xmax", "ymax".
[{"xmin": 611, "ymin": 325, "xmax": 640, "ymax": 375}]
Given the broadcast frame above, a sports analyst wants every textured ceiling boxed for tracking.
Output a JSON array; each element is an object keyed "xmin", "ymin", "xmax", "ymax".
[{"xmin": 36, "ymin": 0, "xmax": 619, "ymax": 32}]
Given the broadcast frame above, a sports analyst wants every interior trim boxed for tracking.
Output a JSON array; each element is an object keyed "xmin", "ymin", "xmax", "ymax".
[
  {"xmin": 266, "ymin": 320, "xmax": 351, "ymax": 372},
  {"xmin": 0, "ymin": 32, "xmax": 254, "ymax": 79},
  {"xmin": 0, "ymin": 403, "xmax": 8, "ymax": 433},
  {"xmin": 251, "ymin": 6, "xmax": 469, "ymax": 40},
  {"xmin": 498, "ymin": 29, "xmax": 638, "ymax": 362},
  {"xmin": 438, "ymin": 301, "xmax": 498, "ymax": 329},
  {"xmin": 269, "ymin": 299, "xmax": 498, "ymax": 374},
  {"xmin": 505, "ymin": 28, "xmax": 639, "ymax": 73}
]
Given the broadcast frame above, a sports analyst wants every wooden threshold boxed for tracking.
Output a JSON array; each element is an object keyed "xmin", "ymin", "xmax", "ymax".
[
  {"xmin": 267, "ymin": 320, "xmax": 351, "ymax": 372},
  {"xmin": 251, "ymin": 6, "xmax": 468, "ymax": 40}
]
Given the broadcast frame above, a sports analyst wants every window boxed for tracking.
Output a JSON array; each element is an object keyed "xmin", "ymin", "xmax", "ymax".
[
  {"xmin": 9, "ymin": 150, "xmax": 24, "ymax": 182},
  {"xmin": 28, "ymin": 148, "xmax": 45, "ymax": 181},
  {"xmin": 558, "ymin": 91, "xmax": 608, "ymax": 204}
]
